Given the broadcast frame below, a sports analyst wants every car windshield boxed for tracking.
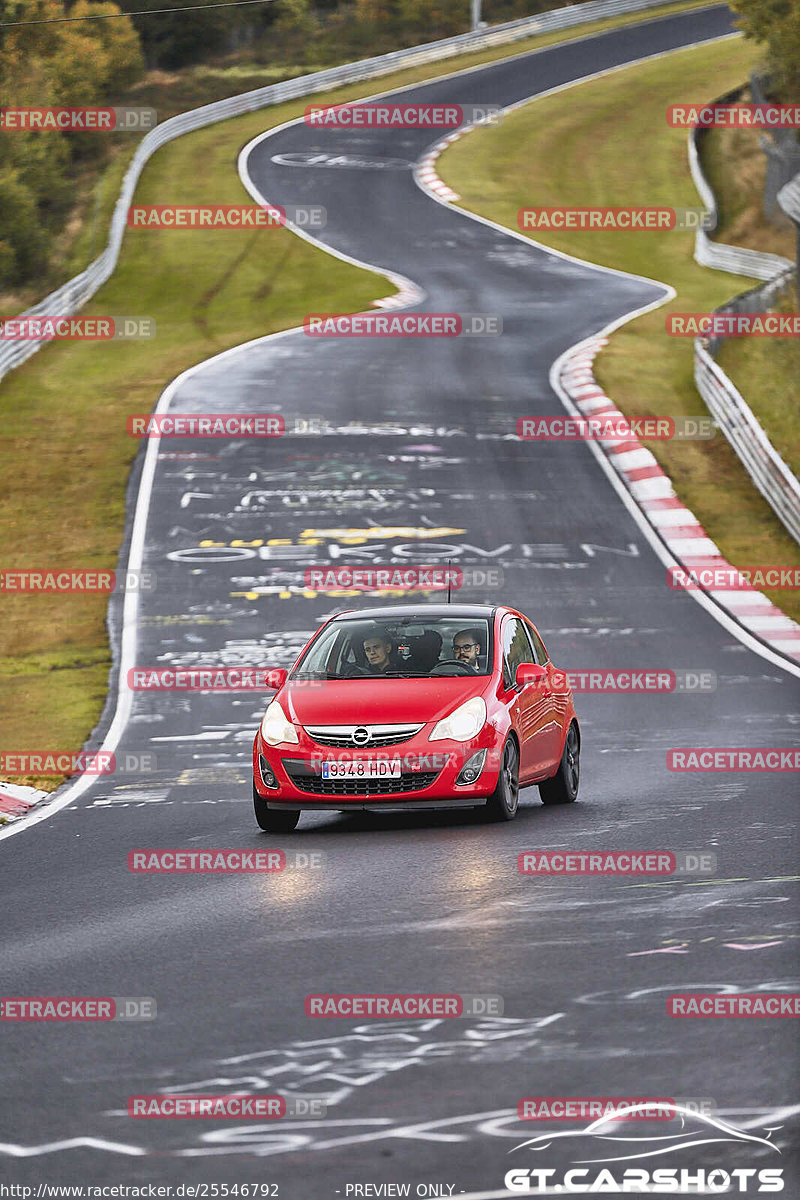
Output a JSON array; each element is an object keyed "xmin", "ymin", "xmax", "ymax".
[{"xmin": 293, "ymin": 616, "xmax": 492, "ymax": 679}]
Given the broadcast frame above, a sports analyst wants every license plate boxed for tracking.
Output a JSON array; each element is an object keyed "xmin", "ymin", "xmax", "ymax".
[{"xmin": 321, "ymin": 759, "xmax": 401, "ymax": 779}]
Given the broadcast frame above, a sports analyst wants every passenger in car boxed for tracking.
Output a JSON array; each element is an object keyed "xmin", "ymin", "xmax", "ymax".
[
  {"xmin": 408, "ymin": 630, "xmax": 443, "ymax": 673},
  {"xmin": 453, "ymin": 629, "xmax": 482, "ymax": 671},
  {"xmin": 362, "ymin": 630, "xmax": 400, "ymax": 673}
]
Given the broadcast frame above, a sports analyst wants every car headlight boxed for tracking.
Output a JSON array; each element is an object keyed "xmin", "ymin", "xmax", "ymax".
[
  {"xmin": 260, "ymin": 700, "xmax": 299, "ymax": 747},
  {"xmin": 429, "ymin": 696, "xmax": 486, "ymax": 742}
]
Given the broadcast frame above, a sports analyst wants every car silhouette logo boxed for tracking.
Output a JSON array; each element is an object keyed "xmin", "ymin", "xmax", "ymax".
[{"xmin": 352, "ymin": 727, "xmax": 371, "ymax": 746}]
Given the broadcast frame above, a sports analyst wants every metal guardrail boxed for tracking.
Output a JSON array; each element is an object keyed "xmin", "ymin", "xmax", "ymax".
[
  {"xmin": 777, "ymin": 170, "xmax": 800, "ymax": 295},
  {"xmin": 687, "ymin": 87, "xmax": 794, "ymax": 281},
  {"xmin": 696, "ymin": 337, "xmax": 800, "ymax": 545},
  {"xmin": 703, "ymin": 265, "xmax": 796, "ymax": 357},
  {"xmin": 688, "ymin": 92, "xmax": 800, "ymax": 545},
  {"xmin": 778, "ymin": 172, "xmax": 800, "ymax": 225},
  {"xmin": 0, "ymin": 0, "xmax": 698, "ymax": 386},
  {"xmin": 750, "ymin": 72, "xmax": 800, "ymax": 223}
]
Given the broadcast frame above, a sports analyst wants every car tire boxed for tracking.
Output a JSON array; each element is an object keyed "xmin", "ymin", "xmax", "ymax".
[
  {"xmin": 484, "ymin": 738, "xmax": 520, "ymax": 822},
  {"xmin": 253, "ymin": 781, "xmax": 300, "ymax": 832},
  {"xmin": 538, "ymin": 722, "xmax": 580, "ymax": 805}
]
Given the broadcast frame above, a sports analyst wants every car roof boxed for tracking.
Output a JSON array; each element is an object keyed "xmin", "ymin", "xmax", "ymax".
[{"xmin": 333, "ymin": 604, "xmax": 499, "ymax": 621}]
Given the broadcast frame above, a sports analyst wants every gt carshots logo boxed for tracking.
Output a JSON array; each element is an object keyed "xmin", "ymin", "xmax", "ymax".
[
  {"xmin": 505, "ymin": 1106, "xmax": 784, "ymax": 1192},
  {"xmin": 503, "ymin": 1167, "xmax": 784, "ymax": 1192}
]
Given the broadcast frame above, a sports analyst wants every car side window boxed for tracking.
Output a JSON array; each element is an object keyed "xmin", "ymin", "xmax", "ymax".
[
  {"xmin": 502, "ymin": 618, "xmax": 537, "ymax": 688},
  {"xmin": 525, "ymin": 621, "xmax": 549, "ymax": 665}
]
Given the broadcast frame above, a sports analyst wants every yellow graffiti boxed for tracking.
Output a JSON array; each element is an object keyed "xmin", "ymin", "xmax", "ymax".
[
  {"xmin": 299, "ymin": 526, "xmax": 466, "ymax": 542},
  {"xmin": 199, "ymin": 527, "xmax": 466, "ymax": 550}
]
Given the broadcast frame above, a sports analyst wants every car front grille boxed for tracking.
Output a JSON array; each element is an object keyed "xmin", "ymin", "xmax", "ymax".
[
  {"xmin": 283, "ymin": 761, "xmax": 440, "ymax": 796},
  {"xmin": 303, "ymin": 723, "xmax": 423, "ymax": 748}
]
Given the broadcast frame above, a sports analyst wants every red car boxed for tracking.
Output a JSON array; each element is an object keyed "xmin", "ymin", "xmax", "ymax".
[{"xmin": 251, "ymin": 604, "xmax": 580, "ymax": 831}]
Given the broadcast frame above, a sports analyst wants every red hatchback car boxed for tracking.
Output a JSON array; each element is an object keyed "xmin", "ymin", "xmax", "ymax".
[{"xmin": 251, "ymin": 604, "xmax": 580, "ymax": 831}]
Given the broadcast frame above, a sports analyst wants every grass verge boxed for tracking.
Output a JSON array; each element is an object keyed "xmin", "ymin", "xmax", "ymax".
[
  {"xmin": 700, "ymin": 117, "xmax": 799, "ymax": 482},
  {"xmin": 716, "ymin": 282, "xmax": 800, "ymax": 482},
  {"xmin": 6, "ymin": 0, "xmax": 717, "ymax": 312},
  {"xmin": 438, "ymin": 36, "xmax": 800, "ymax": 625}
]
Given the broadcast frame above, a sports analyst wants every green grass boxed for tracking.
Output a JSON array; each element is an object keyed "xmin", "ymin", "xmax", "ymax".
[
  {"xmin": 701, "ymin": 122, "xmax": 799, "ymax": 482},
  {"xmin": 0, "ymin": 0, "xmax": 739, "ymax": 793},
  {"xmin": 702, "ymin": 114, "xmax": 797, "ymax": 259},
  {"xmin": 0, "ymin": 103, "xmax": 381, "ymax": 790},
  {"xmin": 716, "ymin": 283, "xmax": 800, "ymax": 481},
  {"xmin": 9, "ymin": 0, "xmax": 717, "ymax": 309},
  {"xmin": 438, "ymin": 36, "xmax": 800, "ymax": 626}
]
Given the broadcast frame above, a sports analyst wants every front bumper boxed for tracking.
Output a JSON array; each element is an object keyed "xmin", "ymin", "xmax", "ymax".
[{"xmin": 252, "ymin": 727, "xmax": 501, "ymax": 809}]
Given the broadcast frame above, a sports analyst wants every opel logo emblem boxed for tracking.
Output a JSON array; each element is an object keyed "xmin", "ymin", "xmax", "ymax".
[{"xmin": 352, "ymin": 727, "xmax": 370, "ymax": 746}]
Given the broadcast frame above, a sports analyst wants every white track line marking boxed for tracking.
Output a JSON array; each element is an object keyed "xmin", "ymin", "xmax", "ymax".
[{"xmin": 5, "ymin": 18, "xmax": 780, "ymax": 846}]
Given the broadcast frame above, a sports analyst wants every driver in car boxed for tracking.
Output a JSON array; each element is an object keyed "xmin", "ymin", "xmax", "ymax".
[
  {"xmin": 363, "ymin": 631, "xmax": 400, "ymax": 674},
  {"xmin": 453, "ymin": 629, "xmax": 481, "ymax": 671}
]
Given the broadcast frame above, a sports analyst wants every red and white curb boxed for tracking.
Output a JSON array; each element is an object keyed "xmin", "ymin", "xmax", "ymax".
[
  {"xmin": 559, "ymin": 337, "xmax": 800, "ymax": 663},
  {"xmin": 416, "ymin": 132, "xmax": 463, "ymax": 203},
  {"xmin": 373, "ymin": 279, "xmax": 425, "ymax": 309},
  {"xmin": 0, "ymin": 782, "xmax": 49, "ymax": 825}
]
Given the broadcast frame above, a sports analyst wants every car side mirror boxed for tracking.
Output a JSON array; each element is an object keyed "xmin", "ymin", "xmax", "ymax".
[
  {"xmin": 265, "ymin": 667, "xmax": 287, "ymax": 690},
  {"xmin": 515, "ymin": 662, "xmax": 546, "ymax": 689}
]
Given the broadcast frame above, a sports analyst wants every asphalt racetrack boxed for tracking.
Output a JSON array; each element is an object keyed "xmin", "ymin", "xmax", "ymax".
[{"xmin": 2, "ymin": 4, "xmax": 799, "ymax": 1195}]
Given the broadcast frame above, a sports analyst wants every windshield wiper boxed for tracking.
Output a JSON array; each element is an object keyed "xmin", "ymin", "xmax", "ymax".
[{"xmin": 382, "ymin": 671, "xmax": 433, "ymax": 678}]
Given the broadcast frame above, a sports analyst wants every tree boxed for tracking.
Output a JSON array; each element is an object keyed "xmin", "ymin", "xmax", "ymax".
[
  {"xmin": 271, "ymin": 0, "xmax": 319, "ymax": 64},
  {"xmin": 731, "ymin": 0, "xmax": 800, "ymax": 101},
  {"xmin": 0, "ymin": 0, "xmax": 144, "ymax": 289},
  {"xmin": 126, "ymin": 0, "xmax": 241, "ymax": 68},
  {"xmin": 0, "ymin": 168, "xmax": 49, "ymax": 285}
]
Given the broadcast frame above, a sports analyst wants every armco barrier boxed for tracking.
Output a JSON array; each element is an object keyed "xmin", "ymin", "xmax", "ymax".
[
  {"xmin": 777, "ymin": 170, "xmax": 800, "ymax": 296},
  {"xmin": 778, "ymin": 172, "xmax": 800, "ymax": 227},
  {"xmin": 687, "ymin": 87, "xmax": 794, "ymax": 282},
  {"xmin": 695, "ymin": 335, "xmax": 800, "ymax": 545},
  {"xmin": 688, "ymin": 91, "xmax": 800, "ymax": 546},
  {"xmin": 0, "ymin": 0, "xmax": 698, "ymax": 387},
  {"xmin": 750, "ymin": 72, "xmax": 800, "ymax": 223}
]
